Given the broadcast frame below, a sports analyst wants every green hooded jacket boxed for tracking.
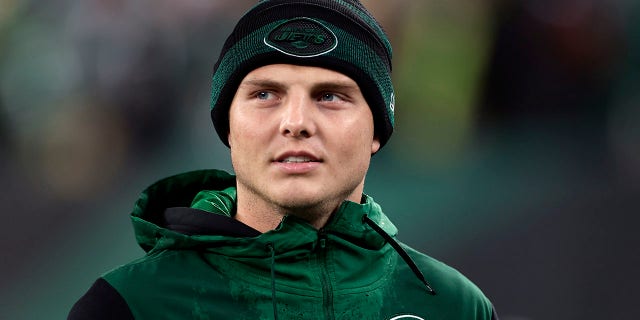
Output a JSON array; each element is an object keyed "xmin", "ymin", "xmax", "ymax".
[{"xmin": 69, "ymin": 169, "xmax": 498, "ymax": 320}]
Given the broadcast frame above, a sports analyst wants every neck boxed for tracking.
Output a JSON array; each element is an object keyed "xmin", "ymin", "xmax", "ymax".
[
  {"xmin": 234, "ymin": 196, "xmax": 337, "ymax": 233},
  {"xmin": 234, "ymin": 185, "xmax": 364, "ymax": 233},
  {"xmin": 235, "ymin": 180, "xmax": 364, "ymax": 233},
  {"xmin": 234, "ymin": 197, "xmax": 286, "ymax": 233}
]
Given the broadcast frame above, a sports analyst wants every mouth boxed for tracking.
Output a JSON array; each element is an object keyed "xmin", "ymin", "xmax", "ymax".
[
  {"xmin": 279, "ymin": 156, "xmax": 317, "ymax": 163},
  {"xmin": 274, "ymin": 152, "xmax": 322, "ymax": 164},
  {"xmin": 273, "ymin": 152, "xmax": 322, "ymax": 174}
]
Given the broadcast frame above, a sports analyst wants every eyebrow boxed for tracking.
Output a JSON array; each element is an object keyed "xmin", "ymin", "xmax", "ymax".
[
  {"xmin": 239, "ymin": 79, "xmax": 284, "ymax": 90},
  {"xmin": 312, "ymin": 81, "xmax": 360, "ymax": 94},
  {"xmin": 239, "ymin": 79, "xmax": 361, "ymax": 93}
]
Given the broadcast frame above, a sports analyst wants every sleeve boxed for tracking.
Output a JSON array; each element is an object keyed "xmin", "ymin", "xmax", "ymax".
[
  {"xmin": 67, "ymin": 278, "xmax": 134, "ymax": 320},
  {"xmin": 491, "ymin": 304, "xmax": 499, "ymax": 320}
]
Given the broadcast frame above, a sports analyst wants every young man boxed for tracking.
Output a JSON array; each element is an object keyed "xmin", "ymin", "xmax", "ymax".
[{"xmin": 69, "ymin": 1, "xmax": 498, "ymax": 319}]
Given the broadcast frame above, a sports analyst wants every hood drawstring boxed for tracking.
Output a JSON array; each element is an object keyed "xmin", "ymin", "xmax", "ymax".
[
  {"xmin": 363, "ymin": 215, "xmax": 437, "ymax": 295},
  {"xmin": 266, "ymin": 243, "xmax": 279, "ymax": 320}
]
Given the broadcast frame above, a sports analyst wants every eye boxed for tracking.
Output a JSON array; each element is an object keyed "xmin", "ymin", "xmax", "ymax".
[
  {"xmin": 256, "ymin": 91, "xmax": 274, "ymax": 100},
  {"xmin": 319, "ymin": 93, "xmax": 341, "ymax": 102}
]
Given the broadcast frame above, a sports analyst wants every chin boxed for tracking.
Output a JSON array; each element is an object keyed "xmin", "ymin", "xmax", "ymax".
[
  {"xmin": 271, "ymin": 187, "xmax": 326, "ymax": 205},
  {"xmin": 276, "ymin": 187, "xmax": 355, "ymax": 211},
  {"xmin": 275, "ymin": 193, "xmax": 324, "ymax": 209}
]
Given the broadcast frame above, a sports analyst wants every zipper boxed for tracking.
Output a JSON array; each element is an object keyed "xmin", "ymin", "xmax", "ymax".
[{"xmin": 317, "ymin": 229, "xmax": 335, "ymax": 320}]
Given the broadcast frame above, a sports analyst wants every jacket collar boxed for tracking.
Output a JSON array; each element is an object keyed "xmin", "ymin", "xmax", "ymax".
[{"xmin": 131, "ymin": 169, "xmax": 397, "ymax": 255}]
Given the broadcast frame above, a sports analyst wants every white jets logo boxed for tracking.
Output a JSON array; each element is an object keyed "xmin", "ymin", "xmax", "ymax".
[
  {"xmin": 389, "ymin": 92, "xmax": 395, "ymax": 113},
  {"xmin": 389, "ymin": 315, "xmax": 425, "ymax": 320}
]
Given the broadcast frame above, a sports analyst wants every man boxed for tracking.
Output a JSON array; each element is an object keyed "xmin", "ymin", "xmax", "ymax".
[{"xmin": 69, "ymin": 1, "xmax": 498, "ymax": 319}]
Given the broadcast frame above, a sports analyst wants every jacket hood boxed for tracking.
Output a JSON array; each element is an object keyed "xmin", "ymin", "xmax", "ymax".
[
  {"xmin": 126, "ymin": 169, "xmax": 442, "ymax": 319},
  {"xmin": 130, "ymin": 169, "xmax": 398, "ymax": 256}
]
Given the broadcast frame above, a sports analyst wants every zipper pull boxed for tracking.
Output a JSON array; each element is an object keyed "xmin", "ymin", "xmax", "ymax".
[{"xmin": 318, "ymin": 229, "xmax": 327, "ymax": 249}]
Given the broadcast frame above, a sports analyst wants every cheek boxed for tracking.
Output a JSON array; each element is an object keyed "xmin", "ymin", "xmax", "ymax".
[
  {"xmin": 228, "ymin": 109, "xmax": 239, "ymax": 148},
  {"xmin": 228, "ymin": 111, "xmax": 255, "ymax": 148},
  {"xmin": 231, "ymin": 125, "xmax": 265, "ymax": 150},
  {"xmin": 230, "ymin": 108, "xmax": 271, "ymax": 138},
  {"xmin": 334, "ymin": 121, "xmax": 375, "ymax": 162},
  {"xmin": 342, "ymin": 116, "xmax": 375, "ymax": 147}
]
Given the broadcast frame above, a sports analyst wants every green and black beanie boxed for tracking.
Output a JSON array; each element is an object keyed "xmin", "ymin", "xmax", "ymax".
[{"xmin": 210, "ymin": 0, "xmax": 395, "ymax": 148}]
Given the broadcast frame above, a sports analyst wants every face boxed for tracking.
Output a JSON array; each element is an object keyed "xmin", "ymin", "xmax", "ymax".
[{"xmin": 228, "ymin": 64, "xmax": 380, "ymax": 222}]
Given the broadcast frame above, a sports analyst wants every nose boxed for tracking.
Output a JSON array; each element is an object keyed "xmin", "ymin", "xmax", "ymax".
[{"xmin": 279, "ymin": 94, "xmax": 315, "ymax": 138}]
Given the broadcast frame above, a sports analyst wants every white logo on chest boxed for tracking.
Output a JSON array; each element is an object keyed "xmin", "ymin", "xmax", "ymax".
[{"xmin": 389, "ymin": 315, "xmax": 425, "ymax": 320}]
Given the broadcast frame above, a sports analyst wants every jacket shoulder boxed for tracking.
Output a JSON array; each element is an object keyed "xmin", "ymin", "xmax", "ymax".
[
  {"xmin": 94, "ymin": 249, "xmax": 258, "ymax": 319},
  {"xmin": 399, "ymin": 243, "xmax": 496, "ymax": 319},
  {"xmin": 68, "ymin": 278, "xmax": 134, "ymax": 320}
]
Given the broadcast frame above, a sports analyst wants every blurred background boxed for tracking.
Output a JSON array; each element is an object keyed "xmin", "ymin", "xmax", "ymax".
[{"xmin": 1, "ymin": 0, "xmax": 638, "ymax": 319}]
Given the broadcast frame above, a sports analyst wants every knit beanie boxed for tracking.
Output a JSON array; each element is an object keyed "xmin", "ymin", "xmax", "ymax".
[{"xmin": 210, "ymin": 0, "xmax": 395, "ymax": 148}]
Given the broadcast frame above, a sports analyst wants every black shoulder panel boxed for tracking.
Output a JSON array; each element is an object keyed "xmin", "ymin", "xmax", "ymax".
[{"xmin": 67, "ymin": 278, "xmax": 134, "ymax": 320}]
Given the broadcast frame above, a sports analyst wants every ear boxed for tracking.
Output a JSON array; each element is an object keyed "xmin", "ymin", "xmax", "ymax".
[
  {"xmin": 227, "ymin": 131, "xmax": 233, "ymax": 148},
  {"xmin": 371, "ymin": 137, "xmax": 381, "ymax": 155}
]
